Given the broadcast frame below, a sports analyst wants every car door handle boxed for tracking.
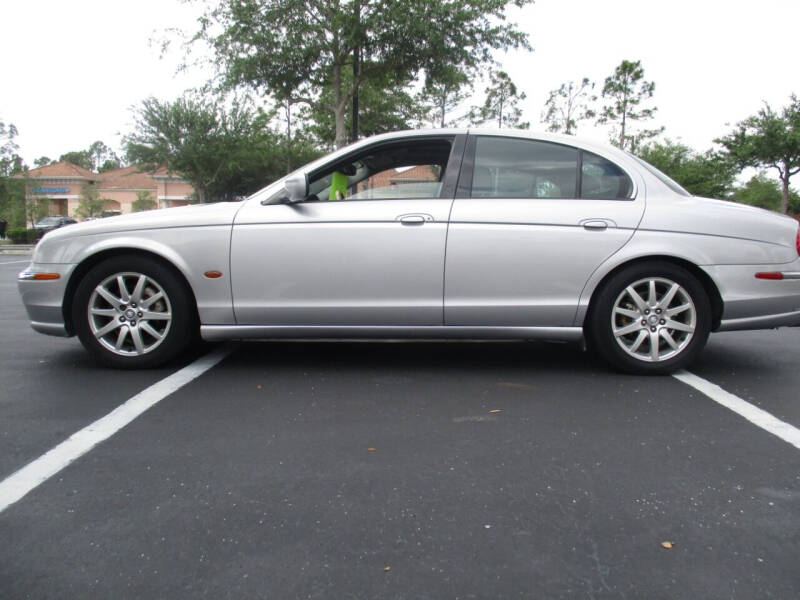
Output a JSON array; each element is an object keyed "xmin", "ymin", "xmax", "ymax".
[
  {"xmin": 581, "ymin": 219, "xmax": 614, "ymax": 231},
  {"xmin": 397, "ymin": 213, "xmax": 433, "ymax": 225}
]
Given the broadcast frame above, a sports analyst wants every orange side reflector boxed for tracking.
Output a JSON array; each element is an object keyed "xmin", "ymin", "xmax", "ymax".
[
  {"xmin": 204, "ymin": 271, "xmax": 223, "ymax": 279},
  {"xmin": 32, "ymin": 273, "xmax": 60, "ymax": 280}
]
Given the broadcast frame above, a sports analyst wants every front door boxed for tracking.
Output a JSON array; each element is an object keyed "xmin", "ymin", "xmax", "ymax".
[{"xmin": 230, "ymin": 135, "xmax": 465, "ymax": 326}]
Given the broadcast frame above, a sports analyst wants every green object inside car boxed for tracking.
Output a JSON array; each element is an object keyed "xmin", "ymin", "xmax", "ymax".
[{"xmin": 329, "ymin": 171, "xmax": 348, "ymax": 201}]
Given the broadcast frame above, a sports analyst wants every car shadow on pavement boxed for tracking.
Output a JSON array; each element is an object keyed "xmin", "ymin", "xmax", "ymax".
[{"xmin": 222, "ymin": 339, "xmax": 603, "ymax": 376}]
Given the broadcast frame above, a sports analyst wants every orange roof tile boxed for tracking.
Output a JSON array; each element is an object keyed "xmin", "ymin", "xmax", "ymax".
[
  {"xmin": 150, "ymin": 166, "xmax": 188, "ymax": 181},
  {"xmin": 20, "ymin": 161, "xmax": 97, "ymax": 179},
  {"xmin": 98, "ymin": 165, "xmax": 158, "ymax": 191}
]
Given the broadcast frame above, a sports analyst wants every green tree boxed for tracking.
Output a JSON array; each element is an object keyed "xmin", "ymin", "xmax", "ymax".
[
  {"xmin": 417, "ymin": 65, "xmax": 473, "ymax": 129},
  {"xmin": 637, "ymin": 140, "xmax": 736, "ymax": 199},
  {"xmin": 33, "ymin": 156, "xmax": 53, "ymax": 168},
  {"xmin": 191, "ymin": 0, "xmax": 532, "ymax": 148},
  {"xmin": 132, "ymin": 190, "xmax": 156, "ymax": 212},
  {"xmin": 125, "ymin": 96, "xmax": 288, "ymax": 202},
  {"xmin": 0, "ymin": 177, "xmax": 26, "ymax": 227},
  {"xmin": 717, "ymin": 95, "xmax": 800, "ymax": 214},
  {"xmin": 58, "ymin": 150, "xmax": 93, "ymax": 170},
  {"xmin": 1, "ymin": 120, "xmax": 26, "ymax": 176},
  {"xmin": 305, "ymin": 69, "xmax": 421, "ymax": 147},
  {"xmin": 1, "ymin": 120, "xmax": 28, "ymax": 227},
  {"xmin": 75, "ymin": 182, "xmax": 105, "ymax": 218},
  {"xmin": 471, "ymin": 70, "xmax": 529, "ymax": 129},
  {"xmin": 88, "ymin": 141, "xmax": 121, "ymax": 172},
  {"xmin": 729, "ymin": 172, "xmax": 800, "ymax": 213},
  {"xmin": 598, "ymin": 60, "xmax": 663, "ymax": 152},
  {"xmin": 541, "ymin": 77, "xmax": 596, "ymax": 135},
  {"xmin": 59, "ymin": 142, "xmax": 121, "ymax": 172}
]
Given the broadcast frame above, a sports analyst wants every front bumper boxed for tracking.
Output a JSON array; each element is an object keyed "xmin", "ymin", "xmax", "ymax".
[{"xmin": 18, "ymin": 263, "xmax": 76, "ymax": 337}]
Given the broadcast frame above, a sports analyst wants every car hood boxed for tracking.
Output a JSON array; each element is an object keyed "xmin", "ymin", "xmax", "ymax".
[
  {"xmin": 641, "ymin": 195, "xmax": 799, "ymax": 249},
  {"xmin": 41, "ymin": 202, "xmax": 243, "ymax": 243}
]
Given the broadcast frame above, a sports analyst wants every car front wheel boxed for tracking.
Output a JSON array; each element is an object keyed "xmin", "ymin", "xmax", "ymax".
[
  {"xmin": 73, "ymin": 256, "xmax": 196, "ymax": 368},
  {"xmin": 588, "ymin": 262, "xmax": 711, "ymax": 375}
]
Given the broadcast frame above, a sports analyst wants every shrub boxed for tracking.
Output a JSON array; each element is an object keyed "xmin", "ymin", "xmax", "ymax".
[{"xmin": 7, "ymin": 228, "xmax": 41, "ymax": 243}]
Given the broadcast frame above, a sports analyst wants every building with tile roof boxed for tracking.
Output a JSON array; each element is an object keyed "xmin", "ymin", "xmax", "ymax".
[{"xmin": 15, "ymin": 163, "xmax": 195, "ymax": 219}]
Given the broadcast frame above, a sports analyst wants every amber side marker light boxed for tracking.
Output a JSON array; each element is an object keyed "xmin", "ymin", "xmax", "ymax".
[
  {"xmin": 204, "ymin": 271, "xmax": 223, "ymax": 279},
  {"xmin": 18, "ymin": 271, "xmax": 60, "ymax": 281},
  {"xmin": 755, "ymin": 272, "xmax": 783, "ymax": 280}
]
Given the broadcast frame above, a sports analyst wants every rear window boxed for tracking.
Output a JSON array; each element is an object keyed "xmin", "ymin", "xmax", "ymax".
[{"xmin": 581, "ymin": 152, "xmax": 634, "ymax": 199}]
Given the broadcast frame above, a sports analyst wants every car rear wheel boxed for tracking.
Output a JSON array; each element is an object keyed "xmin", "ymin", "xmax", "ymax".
[
  {"xmin": 588, "ymin": 261, "xmax": 711, "ymax": 375},
  {"xmin": 73, "ymin": 256, "xmax": 196, "ymax": 368}
]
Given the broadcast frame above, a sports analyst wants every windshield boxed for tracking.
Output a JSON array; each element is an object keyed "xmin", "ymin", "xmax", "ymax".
[
  {"xmin": 627, "ymin": 153, "xmax": 691, "ymax": 197},
  {"xmin": 35, "ymin": 217, "xmax": 61, "ymax": 226}
]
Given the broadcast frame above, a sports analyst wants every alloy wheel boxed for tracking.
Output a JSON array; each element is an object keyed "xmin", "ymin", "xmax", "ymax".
[
  {"xmin": 610, "ymin": 277, "xmax": 697, "ymax": 363},
  {"xmin": 87, "ymin": 272, "xmax": 173, "ymax": 356}
]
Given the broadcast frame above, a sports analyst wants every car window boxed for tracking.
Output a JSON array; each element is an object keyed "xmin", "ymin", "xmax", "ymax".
[
  {"xmin": 348, "ymin": 166, "xmax": 443, "ymax": 200},
  {"xmin": 581, "ymin": 152, "xmax": 633, "ymax": 199},
  {"xmin": 306, "ymin": 139, "xmax": 452, "ymax": 202},
  {"xmin": 471, "ymin": 137, "xmax": 578, "ymax": 199}
]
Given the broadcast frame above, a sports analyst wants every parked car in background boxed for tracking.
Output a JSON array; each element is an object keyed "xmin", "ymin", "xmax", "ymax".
[
  {"xmin": 33, "ymin": 215, "xmax": 77, "ymax": 235},
  {"xmin": 17, "ymin": 129, "xmax": 800, "ymax": 373}
]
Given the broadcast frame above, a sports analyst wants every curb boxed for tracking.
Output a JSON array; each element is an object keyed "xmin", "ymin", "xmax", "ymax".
[{"xmin": 0, "ymin": 245, "xmax": 34, "ymax": 256}]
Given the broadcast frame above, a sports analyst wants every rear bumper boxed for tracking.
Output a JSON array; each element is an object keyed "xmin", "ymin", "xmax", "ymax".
[
  {"xmin": 703, "ymin": 261, "xmax": 800, "ymax": 331},
  {"xmin": 717, "ymin": 310, "xmax": 800, "ymax": 332}
]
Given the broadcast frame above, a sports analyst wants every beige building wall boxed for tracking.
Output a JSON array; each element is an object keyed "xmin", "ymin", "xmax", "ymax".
[
  {"xmin": 155, "ymin": 177, "xmax": 195, "ymax": 208},
  {"xmin": 98, "ymin": 189, "xmax": 157, "ymax": 214},
  {"xmin": 19, "ymin": 162, "xmax": 198, "ymax": 221}
]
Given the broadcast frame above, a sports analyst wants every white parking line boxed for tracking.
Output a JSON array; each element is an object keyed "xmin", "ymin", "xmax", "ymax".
[
  {"xmin": 0, "ymin": 260, "xmax": 31, "ymax": 265},
  {"xmin": 0, "ymin": 344, "xmax": 234, "ymax": 515},
  {"xmin": 674, "ymin": 370, "xmax": 800, "ymax": 450}
]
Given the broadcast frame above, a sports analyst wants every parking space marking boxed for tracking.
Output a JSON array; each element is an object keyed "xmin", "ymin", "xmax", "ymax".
[
  {"xmin": 675, "ymin": 370, "xmax": 800, "ymax": 450},
  {"xmin": 0, "ymin": 344, "xmax": 234, "ymax": 515},
  {"xmin": 0, "ymin": 260, "xmax": 32, "ymax": 265}
]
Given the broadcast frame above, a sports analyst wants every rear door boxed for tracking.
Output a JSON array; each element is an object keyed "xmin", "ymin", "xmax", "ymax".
[{"xmin": 444, "ymin": 134, "xmax": 645, "ymax": 327}]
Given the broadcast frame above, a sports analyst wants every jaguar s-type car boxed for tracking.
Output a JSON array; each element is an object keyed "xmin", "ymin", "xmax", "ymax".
[{"xmin": 18, "ymin": 129, "xmax": 800, "ymax": 373}]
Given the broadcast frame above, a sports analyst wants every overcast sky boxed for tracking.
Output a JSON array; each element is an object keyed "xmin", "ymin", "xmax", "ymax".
[{"xmin": 2, "ymin": 0, "xmax": 798, "ymax": 165}]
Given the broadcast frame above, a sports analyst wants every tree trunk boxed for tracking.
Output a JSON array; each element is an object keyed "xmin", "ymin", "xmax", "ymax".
[
  {"xmin": 285, "ymin": 101, "xmax": 292, "ymax": 175},
  {"xmin": 332, "ymin": 64, "xmax": 348, "ymax": 149},
  {"xmin": 498, "ymin": 97, "xmax": 504, "ymax": 128},
  {"xmin": 781, "ymin": 170, "xmax": 790, "ymax": 214}
]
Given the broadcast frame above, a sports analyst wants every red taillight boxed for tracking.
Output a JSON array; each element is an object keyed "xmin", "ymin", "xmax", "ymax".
[{"xmin": 796, "ymin": 225, "xmax": 800, "ymax": 257}]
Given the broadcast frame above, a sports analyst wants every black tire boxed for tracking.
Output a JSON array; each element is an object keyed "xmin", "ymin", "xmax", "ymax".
[
  {"xmin": 587, "ymin": 261, "xmax": 711, "ymax": 375},
  {"xmin": 72, "ymin": 255, "xmax": 197, "ymax": 369}
]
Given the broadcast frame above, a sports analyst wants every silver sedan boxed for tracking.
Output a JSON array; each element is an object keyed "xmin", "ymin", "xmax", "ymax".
[{"xmin": 18, "ymin": 129, "xmax": 800, "ymax": 374}]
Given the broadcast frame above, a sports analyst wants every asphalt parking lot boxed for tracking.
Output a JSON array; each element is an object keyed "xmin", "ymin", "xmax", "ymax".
[{"xmin": 1, "ymin": 254, "xmax": 799, "ymax": 599}]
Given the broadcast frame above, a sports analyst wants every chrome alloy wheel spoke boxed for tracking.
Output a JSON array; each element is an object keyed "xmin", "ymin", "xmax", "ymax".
[
  {"xmin": 664, "ymin": 318, "xmax": 695, "ymax": 333},
  {"xmin": 611, "ymin": 277, "xmax": 697, "ymax": 363},
  {"xmin": 95, "ymin": 286, "xmax": 123, "ymax": 310},
  {"xmin": 131, "ymin": 275, "xmax": 147, "ymax": 305},
  {"xmin": 88, "ymin": 271, "xmax": 172, "ymax": 357},
  {"xmin": 649, "ymin": 330, "xmax": 660, "ymax": 361}
]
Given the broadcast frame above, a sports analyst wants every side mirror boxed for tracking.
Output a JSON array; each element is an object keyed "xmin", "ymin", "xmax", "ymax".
[{"xmin": 284, "ymin": 172, "xmax": 308, "ymax": 203}]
